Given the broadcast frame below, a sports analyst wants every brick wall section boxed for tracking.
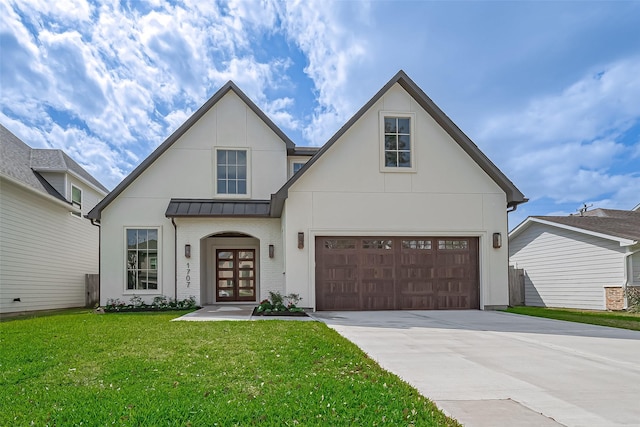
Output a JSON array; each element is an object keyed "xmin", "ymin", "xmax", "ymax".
[
  {"xmin": 604, "ymin": 286, "xmax": 640, "ymax": 311},
  {"xmin": 605, "ymin": 287, "xmax": 625, "ymax": 311}
]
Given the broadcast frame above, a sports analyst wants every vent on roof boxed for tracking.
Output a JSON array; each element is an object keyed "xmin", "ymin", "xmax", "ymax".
[{"xmin": 574, "ymin": 203, "xmax": 593, "ymax": 217}]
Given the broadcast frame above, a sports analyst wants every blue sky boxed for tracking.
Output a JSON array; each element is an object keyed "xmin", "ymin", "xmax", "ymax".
[{"xmin": 1, "ymin": 0, "xmax": 639, "ymax": 228}]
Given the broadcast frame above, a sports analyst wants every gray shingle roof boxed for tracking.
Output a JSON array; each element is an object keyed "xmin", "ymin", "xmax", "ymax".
[
  {"xmin": 31, "ymin": 148, "xmax": 108, "ymax": 193},
  {"xmin": 166, "ymin": 199, "xmax": 271, "ymax": 218},
  {"xmin": 532, "ymin": 209, "xmax": 640, "ymax": 242},
  {"xmin": 0, "ymin": 124, "xmax": 108, "ymax": 197}
]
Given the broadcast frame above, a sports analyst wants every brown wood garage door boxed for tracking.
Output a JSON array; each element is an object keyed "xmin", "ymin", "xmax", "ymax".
[{"xmin": 315, "ymin": 237, "xmax": 479, "ymax": 310}]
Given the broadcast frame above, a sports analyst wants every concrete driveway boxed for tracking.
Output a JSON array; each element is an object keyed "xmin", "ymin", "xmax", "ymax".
[{"xmin": 311, "ymin": 310, "xmax": 640, "ymax": 427}]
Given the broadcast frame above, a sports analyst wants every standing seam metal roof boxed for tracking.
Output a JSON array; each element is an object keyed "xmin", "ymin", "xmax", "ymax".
[{"xmin": 165, "ymin": 199, "xmax": 271, "ymax": 218}]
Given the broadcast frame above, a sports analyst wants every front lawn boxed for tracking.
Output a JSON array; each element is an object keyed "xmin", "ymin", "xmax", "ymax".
[
  {"xmin": 505, "ymin": 306, "xmax": 640, "ymax": 331},
  {"xmin": 1, "ymin": 311, "xmax": 458, "ymax": 426}
]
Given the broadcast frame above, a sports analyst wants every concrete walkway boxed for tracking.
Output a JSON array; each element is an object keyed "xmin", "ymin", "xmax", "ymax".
[
  {"xmin": 174, "ymin": 305, "xmax": 315, "ymax": 321},
  {"xmin": 311, "ymin": 310, "xmax": 640, "ymax": 427}
]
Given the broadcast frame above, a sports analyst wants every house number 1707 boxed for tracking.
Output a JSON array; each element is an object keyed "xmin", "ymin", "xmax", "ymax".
[{"xmin": 186, "ymin": 263, "xmax": 191, "ymax": 287}]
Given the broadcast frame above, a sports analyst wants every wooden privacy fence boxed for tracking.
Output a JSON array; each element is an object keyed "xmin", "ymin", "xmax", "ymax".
[
  {"xmin": 508, "ymin": 266, "xmax": 524, "ymax": 306},
  {"xmin": 85, "ymin": 274, "xmax": 99, "ymax": 308}
]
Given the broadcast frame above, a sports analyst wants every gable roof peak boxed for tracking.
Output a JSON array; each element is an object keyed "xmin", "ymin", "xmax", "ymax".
[
  {"xmin": 271, "ymin": 69, "xmax": 526, "ymax": 214},
  {"xmin": 87, "ymin": 79, "xmax": 295, "ymax": 220}
]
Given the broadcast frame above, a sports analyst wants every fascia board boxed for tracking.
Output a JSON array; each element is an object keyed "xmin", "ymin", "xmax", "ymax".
[{"xmin": 512, "ymin": 217, "xmax": 636, "ymax": 247}]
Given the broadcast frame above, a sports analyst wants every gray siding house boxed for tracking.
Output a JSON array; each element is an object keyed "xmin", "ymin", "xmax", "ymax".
[
  {"xmin": 509, "ymin": 208, "xmax": 640, "ymax": 310},
  {"xmin": 0, "ymin": 124, "xmax": 108, "ymax": 315}
]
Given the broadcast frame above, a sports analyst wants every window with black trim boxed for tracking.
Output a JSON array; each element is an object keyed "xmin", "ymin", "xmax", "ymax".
[{"xmin": 126, "ymin": 228, "xmax": 159, "ymax": 291}]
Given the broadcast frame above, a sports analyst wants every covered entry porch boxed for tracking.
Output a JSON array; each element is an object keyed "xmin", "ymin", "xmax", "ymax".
[{"xmin": 166, "ymin": 199, "xmax": 284, "ymax": 307}]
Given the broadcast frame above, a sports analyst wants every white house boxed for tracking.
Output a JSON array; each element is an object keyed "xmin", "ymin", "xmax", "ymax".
[
  {"xmin": 0, "ymin": 125, "xmax": 108, "ymax": 315},
  {"xmin": 509, "ymin": 208, "xmax": 640, "ymax": 310},
  {"xmin": 88, "ymin": 71, "xmax": 526, "ymax": 311}
]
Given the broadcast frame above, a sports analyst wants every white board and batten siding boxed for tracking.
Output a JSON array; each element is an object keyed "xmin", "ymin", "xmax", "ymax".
[
  {"xmin": 0, "ymin": 181, "xmax": 101, "ymax": 314},
  {"xmin": 509, "ymin": 222, "xmax": 626, "ymax": 310}
]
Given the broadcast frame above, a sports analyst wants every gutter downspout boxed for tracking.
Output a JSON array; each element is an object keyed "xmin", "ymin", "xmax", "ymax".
[
  {"xmin": 90, "ymin": 218, "xmax": 101, "ymax": 306},
  {"xmin": 623, "ymin": 247, "xmax": 640, "ymax": 309},
  {"xmin": 172, "ymin": 218, "xmax": 177, "ymax": 301}
]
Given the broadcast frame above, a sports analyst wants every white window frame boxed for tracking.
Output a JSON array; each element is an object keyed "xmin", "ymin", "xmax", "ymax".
[
  {"xmin": 290, "ymin": 161, "xmax": 306, "ymax": 177},
  {"xmin": 124, "ymin": 227, "xmax": 161, "ymax": 295},
  {"xmin": 71, "ymin": 185, "xmax": 82, "ymax": 217},
  {"xmin": 214, "ymin": 147, "xmax": 251, "ymax": 198},
  {"xmin": 379, "ymin": 111, "xmax": 416, "ymax": 172}
]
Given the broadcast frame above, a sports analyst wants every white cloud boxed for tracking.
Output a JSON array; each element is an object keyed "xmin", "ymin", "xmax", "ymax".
[
  {"xmin": 479, "ymin": 57, "xmax": 640, "ymax": 209},
  {"xmin": 279, "ymin": 0, "xmax": 369, "ymax": 144},
  {"xmin": 11, "ymin": 0, "xmax": 92, "ymax": 26}
]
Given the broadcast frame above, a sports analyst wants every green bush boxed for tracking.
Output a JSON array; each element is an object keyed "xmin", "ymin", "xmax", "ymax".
[
  {"xmin": 626, "ymin": 287, "xmax": 640, "ymax": 312},
  {"xmin": 256, "ymin": 291, "xmax": 304, "ymax": 313},
  {"xmin": 104, "ymin": 295, "xmax": 197, "ymax": 312}
]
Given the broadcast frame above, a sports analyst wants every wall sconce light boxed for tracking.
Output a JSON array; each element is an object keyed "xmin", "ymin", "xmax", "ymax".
[
  {"xmin": 184, "ymin": 244, "xmax": 191, "ymax": 258},
  {"xmin": 269, "ymin": 244, "xmax": 275, "ymax": 258},
  {"xmin": 492, "ymin": 232, "xmax": 502, "ymax": 249},
  {"xmin": 298, "ymin": 232, "xmax": 304, "ymax": 249}
]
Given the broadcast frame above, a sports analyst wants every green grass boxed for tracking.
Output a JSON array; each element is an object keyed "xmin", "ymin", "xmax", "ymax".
[
  {"xmin": 505, "ymin": 306, "xmax": 640, "ymax": 331},
  {"xmin": 1, "ymin": 310, "xmax": 458, "ymax": 426}
]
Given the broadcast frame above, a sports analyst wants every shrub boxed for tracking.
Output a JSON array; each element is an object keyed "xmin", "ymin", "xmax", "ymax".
[
  {"xmin": 103, "ymin": 295, "xmax": 198, "ymax": 312},
  {"xmin": 257, "ymin": 291, "xmax": 304, "ymax": 313},
  {"xmin": 626, "ymin": 287, "xmax": 640, "ymax": 312}
]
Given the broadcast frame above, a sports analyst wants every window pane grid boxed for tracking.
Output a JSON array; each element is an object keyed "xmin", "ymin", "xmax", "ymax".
[
  {"xmin": 402, "ymin": 240, "xmax": 432, "ymax": 250},
  {"xmin": 126, "ymin": 228, "xmax": 158, "ymax": 290},
  {"xmin": 362, "ymin": 239, "xmax": 393, "ymax": 249},
  {"xmin": 217, "ymin": 149, "xmax": 247, "ymax": 195},
  {"xmin": 438, "ymin": 240, "xmax": 469, "ymax": 250},
  {"xmin": 384, "ymin": 117, "xmax": 411, "ymax": 168}
]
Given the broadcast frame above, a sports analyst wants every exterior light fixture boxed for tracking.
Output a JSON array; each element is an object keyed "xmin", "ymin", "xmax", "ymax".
[
  {"xmin": 185, "ymin": 244, "xmax": 191, "ymax": 258},
  {"xmin": 492, "ymin": 233, "xmax": 502, "ymax": 249},
  {"xmin": 269, "ymin": 244, "xmax": 275, "ymax": 258},
  {"xmin": 298, "ymin": 232, "xmax": 304, "ymax": 249}
]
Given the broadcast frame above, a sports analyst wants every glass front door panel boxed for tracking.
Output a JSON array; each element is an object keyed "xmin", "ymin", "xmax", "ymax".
[{"xmin": 216, "ymin": 249, "xmax": 256, "ymax": 301}]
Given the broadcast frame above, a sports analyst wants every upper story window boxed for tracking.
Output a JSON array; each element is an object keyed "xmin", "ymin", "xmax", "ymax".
[
  {"xmin": 292, "ymin": 162, "xmax": 305, "ymax": 174},
  {"xmin": 71, "ymin": 185, "xmax": 82, "ymax": 217},
  {"xmin": 380, "ymin": 112, "xmax": 415, "ymax": 172},
  {"xmin": 216, "ymin": 149, "xmax": 249, "ymax": 197}
]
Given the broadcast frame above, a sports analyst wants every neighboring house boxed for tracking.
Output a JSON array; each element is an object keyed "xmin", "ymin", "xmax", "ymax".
[
  {"xmin": 509, "ymin": 208, "xmax": 640, "ymax": 310},
  {"xmin": 0, "ymin": 125, "xmax": 108, "ymax": 315},
  {"xmin": 88, "ymin": 70, "xmax": 526, "ymax": 311}
]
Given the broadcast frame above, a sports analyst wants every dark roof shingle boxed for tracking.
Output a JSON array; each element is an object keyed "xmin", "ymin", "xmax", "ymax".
[
  {"xmin": 533, "ymin": 209, "xmax": 640, "ymax": 241},
  {"xmin": 1, "ymin": 124, "xmax": 108, "ymax": 196}
]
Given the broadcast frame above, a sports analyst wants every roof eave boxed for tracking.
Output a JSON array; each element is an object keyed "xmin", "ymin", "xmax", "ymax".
[
  {"xmin": 273, "ymin": 70, "xmax": 526, "ymax": 207},
  {"xmin": 509, "ymin": 217, "xmax": 637, "ymax": 246},
  {"xmin": 87, "ymin": 81, "xmax": 294, "ymax": 220}
]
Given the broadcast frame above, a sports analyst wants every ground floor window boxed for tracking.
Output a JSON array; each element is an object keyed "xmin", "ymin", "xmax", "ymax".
[{"xmin": 126, "ymin": 228, "xmax": 159, "ymax": 290}]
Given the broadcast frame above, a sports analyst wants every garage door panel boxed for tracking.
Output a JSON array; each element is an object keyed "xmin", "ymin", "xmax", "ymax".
[
  {"xmin": 362, "ymin": 295, "xmax": 395, "ymax": 310},
  {"xmin": 316, "ymin": 236, "xmax": 479, "ymax": 310},
  {"xmin": 317, "ymin": 282, "xmax": 359, "ymax": 310},
  {"xmin": 399, "ymin": 295, "xmax": 438, "ymax": 310}
]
